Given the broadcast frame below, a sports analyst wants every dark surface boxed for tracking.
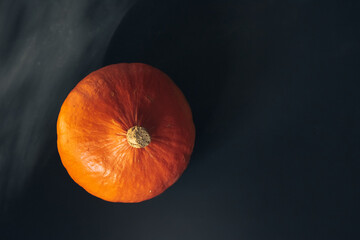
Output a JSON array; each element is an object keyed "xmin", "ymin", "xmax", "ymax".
[{"xmin": 1, "ymin": 0, "xmax": 359, "ymax": 239}]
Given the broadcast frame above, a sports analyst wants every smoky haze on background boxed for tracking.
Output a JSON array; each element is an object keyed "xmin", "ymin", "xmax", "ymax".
[{"xmin": 0, "ymin": 0, "xmax": 135, "ymax": 207}]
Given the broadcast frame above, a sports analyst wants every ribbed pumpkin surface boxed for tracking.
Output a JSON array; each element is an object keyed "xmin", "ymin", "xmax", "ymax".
[{"xmin": 57, "ymin": 63, "xmax": 195, "ymax": 203}]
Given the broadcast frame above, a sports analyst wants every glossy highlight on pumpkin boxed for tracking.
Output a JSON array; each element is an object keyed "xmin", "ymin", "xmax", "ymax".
[{"xmin": 57, "ymin": 63, "xmax": 195, "ymax": 203}]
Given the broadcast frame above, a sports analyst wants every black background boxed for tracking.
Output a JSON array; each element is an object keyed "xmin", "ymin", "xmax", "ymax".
[{"xmin": 1, "ymin": 0, "xmax": 359, "ymax": 239}]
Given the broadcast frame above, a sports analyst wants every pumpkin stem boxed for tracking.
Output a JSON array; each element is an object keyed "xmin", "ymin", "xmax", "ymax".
[{"xmin": 126, "ymin": 126, "xmax": 151, "ymax": 148}]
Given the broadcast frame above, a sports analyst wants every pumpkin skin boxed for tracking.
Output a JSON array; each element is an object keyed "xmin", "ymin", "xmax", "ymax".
[{"xmin": 57, "ymin": 63, "xmax": 195, "ymax": 203}]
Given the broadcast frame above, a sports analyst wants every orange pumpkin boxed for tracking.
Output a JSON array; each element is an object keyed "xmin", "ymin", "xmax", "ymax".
[{"xmin": 57, "ymin": 63, "xmax": 195, "ymax": 203}]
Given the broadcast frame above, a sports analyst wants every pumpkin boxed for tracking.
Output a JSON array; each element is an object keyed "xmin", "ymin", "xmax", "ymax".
[{"xmin": 57, "ymin": 63, "xmax": 195, "ymax": 203}]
